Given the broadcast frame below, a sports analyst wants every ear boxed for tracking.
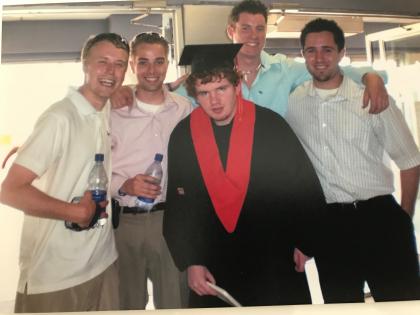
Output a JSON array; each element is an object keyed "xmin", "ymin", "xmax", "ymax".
[{"xmin": 226, "ymin": 23, "xmax": 234, "ymax": 40}]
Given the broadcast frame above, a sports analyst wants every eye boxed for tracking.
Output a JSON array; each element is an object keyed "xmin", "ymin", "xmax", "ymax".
[
  {"xmin": 197, "ymin": 91, "xmax": 208, "ymax": 97},
  {"xmin": 115, "ymin": 62, "xmax": 126, "ymax": 68},
  {"xmin": 304, "ymin": 48, "xmax": 315, "ymax": 55},
  {"xmin": 138, "ymin": 60, "xmax": 147, "ymax": 66}
]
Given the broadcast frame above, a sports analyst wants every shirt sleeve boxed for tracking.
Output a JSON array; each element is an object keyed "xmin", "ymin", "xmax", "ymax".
[
  {"xmin": 281, "ymin": 57, "xmax": 312, "ymax": 92},
  {"xmin": 174, "ymin": 85, "xmax": 198, "ymax": 108},
  {"xmin": 341, "ymin": 66, "xmax": 388, "ymax": 85},
  {"xmin": 14, "ymin": 111, "xmax": 64, "ymax": 177},
  {"xmin": 163, "ymin": 122, "xmax": 209, "ymax": 271},
  {"xmin": 374, "ymin": 97, "xmax": 420, "ymax": 170}
]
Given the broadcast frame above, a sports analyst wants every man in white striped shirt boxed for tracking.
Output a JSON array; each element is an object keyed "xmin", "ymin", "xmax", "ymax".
[{"xmin": 286, "ymin": 18, "xmax": 420, "ymax": 303}]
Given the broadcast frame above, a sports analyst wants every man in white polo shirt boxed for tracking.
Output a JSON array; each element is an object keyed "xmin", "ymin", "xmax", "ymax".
[{"xmin": 0, "ymin": 33, "xmax": 129, "ymax": 312}]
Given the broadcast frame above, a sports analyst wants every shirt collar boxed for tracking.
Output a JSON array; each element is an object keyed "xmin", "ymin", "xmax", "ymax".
[
  {"xmin": 130, "ymin": 85, "xmax": 178, "ymax": 114},
  {"xmin": 259, "ymin": 51, "xmax": 276, "ymax": 73},
  {"xmin": 307, "ymin": 71, "xmax": 351, "ymax": 101},
  {"xmin": 67, "ymin": 86, "xmax": 101, "ymax": 116}
]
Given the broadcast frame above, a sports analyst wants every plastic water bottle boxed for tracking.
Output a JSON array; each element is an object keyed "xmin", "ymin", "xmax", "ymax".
[
  {"xmin": 65, "ymin": 153, "xmax": 108, "ymax": 231},
  {"xmin": 136, "ymin": 153, "xmax": 163, "ymax": 211},
  {"xmin": 88, "ymin": 153, "xmax": 108, "ymax": 227}
]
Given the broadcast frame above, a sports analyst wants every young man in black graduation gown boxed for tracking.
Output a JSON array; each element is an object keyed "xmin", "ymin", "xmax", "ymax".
[{"xmin": 163, "ymin": 44, "xmax": 326, "ymax": 308}]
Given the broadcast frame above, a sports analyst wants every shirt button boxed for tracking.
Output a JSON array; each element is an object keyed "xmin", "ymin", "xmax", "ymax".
[
  {"xmin": 154, "ymin": 134, "xmax": 158, "ymax": 137},
  {"xmin": 322, "ymin": 123, "xmax": 326, "ymax": 128}
]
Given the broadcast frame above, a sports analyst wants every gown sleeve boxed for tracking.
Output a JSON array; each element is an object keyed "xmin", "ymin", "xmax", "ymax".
[{"xmin": 163, "ymin": 118, "xmax": 209, "ymax": 271}]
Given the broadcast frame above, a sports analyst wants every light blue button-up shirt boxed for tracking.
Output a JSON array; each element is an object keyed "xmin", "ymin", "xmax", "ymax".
[{"xmin": 177, "ymin": 50, "xmax": 385, "ymax": 117}]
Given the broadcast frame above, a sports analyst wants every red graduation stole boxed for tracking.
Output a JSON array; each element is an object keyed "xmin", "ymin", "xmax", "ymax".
[{"xmin": 190, "ymin": 95, "xmax": 255, "ymax": 233}]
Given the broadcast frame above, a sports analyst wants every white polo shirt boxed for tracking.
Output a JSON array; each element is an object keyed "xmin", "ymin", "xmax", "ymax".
[{"xmin": 14, "ymin": 87, "xmax": 117, "ymax": 294}]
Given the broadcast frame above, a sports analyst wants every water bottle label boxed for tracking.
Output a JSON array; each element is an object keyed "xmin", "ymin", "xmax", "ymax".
[
  {"xmin": 136, "ymin": 198, "xmax": 154, "ymax": 211},
  {"xmin": 91, "ymin": 190, "xmax": 107, "ymax": 203},
  {"xmin": 138, "ymin": 197, "xmax": 154, "ymax": 203}
]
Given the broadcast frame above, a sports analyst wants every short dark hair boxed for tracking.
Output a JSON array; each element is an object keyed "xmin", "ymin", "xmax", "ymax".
[
  {"xmin": 81, "ymin": 33, "xmax": 129, "ymax": 61},
  {"xmin": 185, "ymin": 67, "xmax": 240, "ymax": 98},
  {"xmin": 300, "ymin": 18, "xmax": 345, "ymax": 51},
  {"xmin": 130, "ymin": 32, "xmax": 169, "ymax": 56},
  {"xmin": 228, "ymin": 0, "xmax": 268, "ymax": 25}
]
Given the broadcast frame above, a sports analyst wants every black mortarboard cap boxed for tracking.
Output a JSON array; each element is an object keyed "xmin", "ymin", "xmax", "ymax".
[{"xmin": 179, "ymin": 43, "xmax": 242, "ymax": 74}]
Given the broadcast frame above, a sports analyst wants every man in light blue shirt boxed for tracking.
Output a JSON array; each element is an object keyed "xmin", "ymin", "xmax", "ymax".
[{"xmin": 172, "ymin": 0, "xmax": 388, "ymax": 117}]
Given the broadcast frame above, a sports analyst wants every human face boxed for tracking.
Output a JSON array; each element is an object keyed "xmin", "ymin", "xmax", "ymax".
[
  {"xmin": 227, "ymin": 13, "xmax": 267, "ymax": 59},
  {"xmin": 195, "ymin": 77, "xmax": 239, "ymax": 126},
  {"xmin": 82, "ymin": 41, "xmax": 128, "ymax": 110},
  {"xmin": 302, "ymin": 31, "xmax": 345, "ymax": 89},
  {"xmin": 130, "ymin": 43, "xmax": 168, "ymax": 94}
]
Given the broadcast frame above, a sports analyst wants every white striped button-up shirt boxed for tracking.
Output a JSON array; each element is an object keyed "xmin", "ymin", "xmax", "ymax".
[{"xmin": 286, "ymin": 76, "xmax": 420, "ymax": 204}]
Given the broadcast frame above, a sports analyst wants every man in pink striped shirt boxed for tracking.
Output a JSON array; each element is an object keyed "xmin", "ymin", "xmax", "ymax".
[{"xmin": 110, "ymin": 32, "xmax": 192, "ymax": 310}]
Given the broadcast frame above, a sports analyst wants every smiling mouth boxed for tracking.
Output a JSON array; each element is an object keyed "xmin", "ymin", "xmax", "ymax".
[
  {"xmin": 245, "ymin": 42, "xmax": 258, "ymax": 47},
  {"xmin": 144, "ymin": 77, "xmax": 160, "ymax": 83},
  {"xmin": 99, "ymin": 78, "xmax": 115, "ymax": 87}
]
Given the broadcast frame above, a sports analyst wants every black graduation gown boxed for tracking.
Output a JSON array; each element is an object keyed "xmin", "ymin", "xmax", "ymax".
[{"xmin": 163, "ymin": 104, "xmax": 325, "ymax": 307}]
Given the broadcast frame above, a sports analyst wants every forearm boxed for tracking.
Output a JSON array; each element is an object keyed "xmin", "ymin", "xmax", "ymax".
[
  {"xmin": 1, "ymin": 182, "xmax": 82, "ymax": 222},
  {"xmin": 0, "ymin": 164, "xmax": 83, "ymax": 222},
  {"xmin": 400, "ymin": 166, "xmax": 420, "ymax": 217},
  {"xmin": 342, "ymin": 67, "xmax": 387, "ymax": 86}
]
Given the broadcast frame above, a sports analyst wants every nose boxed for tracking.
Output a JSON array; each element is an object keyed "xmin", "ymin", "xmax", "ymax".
[
  {"xmin": 146, "ymin": 63, "xmax": 156, "ymax": 74},
  {"xmin": 105, "ymin": 62, "xmax": 115, "ymax": 74},
  {"xmin": 315, "ymin": 50, "xmax": 324, "ymax": 62},
  {"xmin": 250, "ymin": 27, "xmax": 258, "ymax": 39},
  {"xmin": 209, "ymin": 91, "xmax": 219, "ymax": 105}
]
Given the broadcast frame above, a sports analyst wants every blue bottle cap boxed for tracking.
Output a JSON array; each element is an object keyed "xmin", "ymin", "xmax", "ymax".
[
  {"xmin": 154, "ymin": 153, "xmax": 163, "ymax": 162},
  {"xmin": 95, "ymin": 153, "xmax": 104, "ymax": 162}
]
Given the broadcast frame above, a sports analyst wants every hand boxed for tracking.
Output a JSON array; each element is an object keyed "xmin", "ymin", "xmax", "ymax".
[
  {"xmin": 362, "ymin": 73, "xmax": 389, "ymax": 114},
  {"xmin": 293, "ymin": 248, "xmax": 311, "ymax": 272},
  {"xmin": 121, "ymin": 175, "xmax": 161, "ymax": 199},
  {"xmin": 97, "ymin": 199, "xmax": 109, "ymax": 221},
  {"xmin": 166, "ymin": 73, "xmax": 189, "ymax": 91},
  {"xmin": 110, "ymin": 86, "xmax": 133, "ymax": 109},
  {"xmin": 73, "ymin": 191, "xmax": 97, "ymax": 227},
  {"xmin": 187, "ymin": 265, "xmax": 217, "ymax": 296}
]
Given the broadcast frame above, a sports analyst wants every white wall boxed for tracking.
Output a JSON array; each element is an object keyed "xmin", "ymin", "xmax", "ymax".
[{"xmin": 0, "ymin": 62, "xmax": 84, "ymax": 309}]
